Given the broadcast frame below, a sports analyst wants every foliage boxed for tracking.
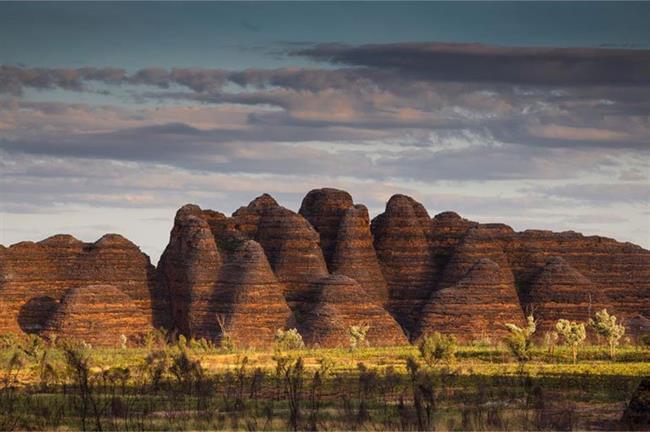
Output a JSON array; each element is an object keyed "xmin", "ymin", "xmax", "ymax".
[
  {"xmin": 349, "ymin": 324, "xmax": 370, "ymax": 351},
  {"xmin": 589, "ymin": 309, "xmax": 625, "ymax": 359},
  {"xmin": 169, "ymin": 349, "xmax": 204, "ymax": 388},
  {"xmin": 274, "ymin": 328, "xmax": 305, "ymax": 351},
  {"xmin": 504, "ymin": 315, "xmax": 537, "ymax": 363},
  {"xmin": 418, "ymin": 331, "xmax": 457, "ymax": 367},
  {"xmin": 555, "ymin": 319, "xmax": 587, "ymax": 364}
]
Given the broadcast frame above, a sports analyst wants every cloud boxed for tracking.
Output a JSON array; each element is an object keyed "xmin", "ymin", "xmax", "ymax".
[
  {"xmin": 535, "ymin": 183, "xmax": 650, "ymax": 205},
  {"xmin": 293, "ymin": 42, "xmax": 650, "ymax": 86}
]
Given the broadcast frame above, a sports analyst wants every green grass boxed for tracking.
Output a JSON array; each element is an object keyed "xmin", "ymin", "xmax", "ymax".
[{"xmin": 1, "ymin": 343, "xmax": 647, "ymax": 430}]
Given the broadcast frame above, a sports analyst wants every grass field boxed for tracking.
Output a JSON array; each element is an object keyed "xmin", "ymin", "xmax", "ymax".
[{"xmin": 1, "ymin": 337, "xmax": 648, "ymax": 431}]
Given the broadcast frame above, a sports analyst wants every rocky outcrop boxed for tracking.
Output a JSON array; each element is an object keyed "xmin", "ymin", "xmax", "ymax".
[
  {"xmin": 504, "ymin": 230, "xmax": 650, "ymax": 320},
  {"xmin": 621, "ymin": 377, "xmax": 650, "ymax": 430},
  {"xmin": 416, "ymin": 258, "xmax": 525, "ymax": 340},
  {"xmin": 526, "ymin": 257, "xmax": 603, "ymax": 332},
  {"xmin": 201, "ymin": 240, "xmax": 293, "ymax": 348},
  {"xmin": 42, "ymin": 284, "xmax": 152, "ymax": 347},
  {"xmin": 0, "ymin": 234, "xmax": 162, "ymax": 336},
  {"xmin": 255, "ymin": 205, "xmax": 329, "ymax": 309},
  {"xmin": 2, "ymin": 188, "xmax": 648, "ymax": 345},
  {"xmin": 299, "ymin": 188, "xmax": 354, "ymax": 268},
  {"xmin": 157, "ymin": 204, "xmax": 221, "ymax": 335},
  {"xmin": 302, "ymin": 275, "xmax": 407, "ymax": 347},
  {"xmin": 371, "ymin": 194, "xmax": 435, "ymax": 334},
  {"xmin": 330, "ymin": 205, "xmax": 389, "ymax": 302}
]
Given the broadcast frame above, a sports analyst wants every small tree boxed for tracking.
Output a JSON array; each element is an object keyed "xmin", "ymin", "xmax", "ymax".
[
  {"xmin": 418, "ymin": 332, "xmax": 457, "ymax": 367},
  {"xmin": 555, "ymin": 319, "xmax": 586, "ymax": 364},
  {"xmin": 504, "ymin": 315, "xmax": 537, "ymax": 364},
  {"xmin": 349, "ymin": 324, "xmax": 370, "ymax": 351},
  {"xmin": 589, "ymin": 309, "xmax": 625, "ymax": 359},
  {"xmin": 274, "ymin": 328, "xmax": 305, "ymax": 351}
]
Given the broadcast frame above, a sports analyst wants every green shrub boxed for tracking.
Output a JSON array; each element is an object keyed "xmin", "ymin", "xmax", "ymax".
[
  {"xmin": 274, "ymin": 328, "xmax": 305, "ymax": 351},
  {"xmin": 349, "ymin": 324, "xmax": 370, "ymax": 351},
  {"xmin": 504, "ymin": 315, "xmax": 536, "ymax": 363},
  {"xmin": 589, "ymin": 309, "xmax": 625, "ymax": 359},
  {"xmin": 418, "ymin": 331, "xmax": 457, "ymax": 367},
  {"xmin": 556, "ymin": 319, "xmax": 586, "ymax": 364}
]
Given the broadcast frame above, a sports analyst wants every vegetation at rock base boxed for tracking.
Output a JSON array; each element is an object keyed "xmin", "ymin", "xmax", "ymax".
[
  {"xmin": 0, "ymin": 331, "xmax": 648, "ymax": 431},
  {"xmin": 555, "ymin": 319, "xmax": 587, "ymax": 364},
  {"xmin": 589, "ymin": 308, "xmax": 626, "ymax": 359}
]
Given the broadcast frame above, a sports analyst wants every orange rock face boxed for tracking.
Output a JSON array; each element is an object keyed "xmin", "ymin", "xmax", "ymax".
[
  {"xmin": 416, "ymin": 258, "xmax": 525, "ymax": 341},
  {"xmin": 157, "ymin": 204, "xmax": 221, "ymax": 336},
  {"xmin": 330, "ymin": 205, "xmax": 389, "ymax": 302},
  {"xmin": 255, "ymin": 205, "xmax": 329, "ymax": 307},
  {"xmin": 526, "ymin": 257, "xmax": 604, "ymax": 332},
  {"xmin": 207, "ymin": 240, "xmax": 294, "ymax": 348},
  {"xmin": 299, "ymin": 188, "xmax": 354, "ymax": 268},
  {"xmin": 42, "ymin": 284, "xmax": 152, "ymax": 347},
  {"xmin": 301, "ymin": 275, "xmax": 407, "ymax": 347},
  {"xmin": 0, "ymin": 234, "xmax": 163, "ymax": 336},
  {"xmin": 371, "ymin": 195, "xmax": 436, "ymax": 334}
]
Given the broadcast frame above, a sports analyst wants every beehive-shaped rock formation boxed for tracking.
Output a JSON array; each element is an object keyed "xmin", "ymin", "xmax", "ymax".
[
  {"xmin": 204, "ymin": 240, "xmax": 293, "ymax": 348},
  {"xmin": 299, "ymin": 188, "xmax": 354, "ymax": 268},
  {"xmin": 302, "ymin": 275, "xmax": 407, "ymax": 347},
  {"xmin": 330, "ymin": 205, "xmax": 389, "ymax": 302},
  {"xmin": 371, "ymin": 194, "xmax": 435, "ymax": 333},
  {"xmin": 158, "ymin": 204, "xmax": 221, "ymax": 335},
  {"xmin": 0, "ymin": 233, "xmax": 162, "ymax": 335},
  {"xmin": 504, "ymin": 230, "xmax": 650, "ymax": 319},
  {"xmin": 416, "ymin": 258, "xmax": 525, "ymax": 340},
  {"xmin": 255, "ymin": 205, "xmax": 329, "ymax": 308},
  {"xmin": 42, "ymin": 285, "xmax": 152, "ymax": 347},
  {"xmin": 526, "ymin": 257, "xmax": 602, "ymax": 331},
  {"xmin": 439, "ymin": 226, "xmax": 514, "ymax": 289},
  {"xmin": 231, "ymin": 194, "xmax": 280, "ymax": 239}
]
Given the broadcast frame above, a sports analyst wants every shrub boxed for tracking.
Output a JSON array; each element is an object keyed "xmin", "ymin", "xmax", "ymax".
[
  {"xmin": 504, "ymin": 315, "xmax": 537, "ymax": 364},
  {"xmin": 169, "ymin": 349, "xmax": 204, "ymax": 389},
  {"xmin": 142, "ymin": 349, "xmax": 171, "ymax": 389},
  {"xmin": 589, "ymin": 309, "xmax": 625, "ymax": 359},
  {"xmin": 555, "ymin": 319, "xmax": 586, "ymax": 364},
  {"xmin": 418, "ymin": 331, "xmax": 457, "ymax": 367},
  {"xmin": 274, "ymin": 328, "xmax": 305, "ymax": 351},
  {"xmin": 349, "ymin": 324, "xmax": 370, "ymax": 351}
]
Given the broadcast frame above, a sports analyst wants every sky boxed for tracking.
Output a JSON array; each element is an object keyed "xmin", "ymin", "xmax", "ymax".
[{"xmin": 1, "ymin": 2, "xmax": 649, "ymax": 262}]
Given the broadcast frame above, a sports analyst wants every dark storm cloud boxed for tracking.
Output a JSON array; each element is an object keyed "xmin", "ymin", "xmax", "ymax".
[{"xmin": 293, "ymin": 42, "xmax": 650, "ymax": 86}]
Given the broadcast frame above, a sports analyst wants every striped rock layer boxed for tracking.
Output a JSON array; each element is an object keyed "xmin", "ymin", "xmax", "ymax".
[
  {"xmin": 301, "ymin": 275, "xmax": 407, "ymax": 348},
  {"xmin": 416, "ymin": 258, "xmax": 525, "ymax": 340},
  {"xmin": 42, "ymin": 284, "xmax": 152, "ymax": 347}
]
